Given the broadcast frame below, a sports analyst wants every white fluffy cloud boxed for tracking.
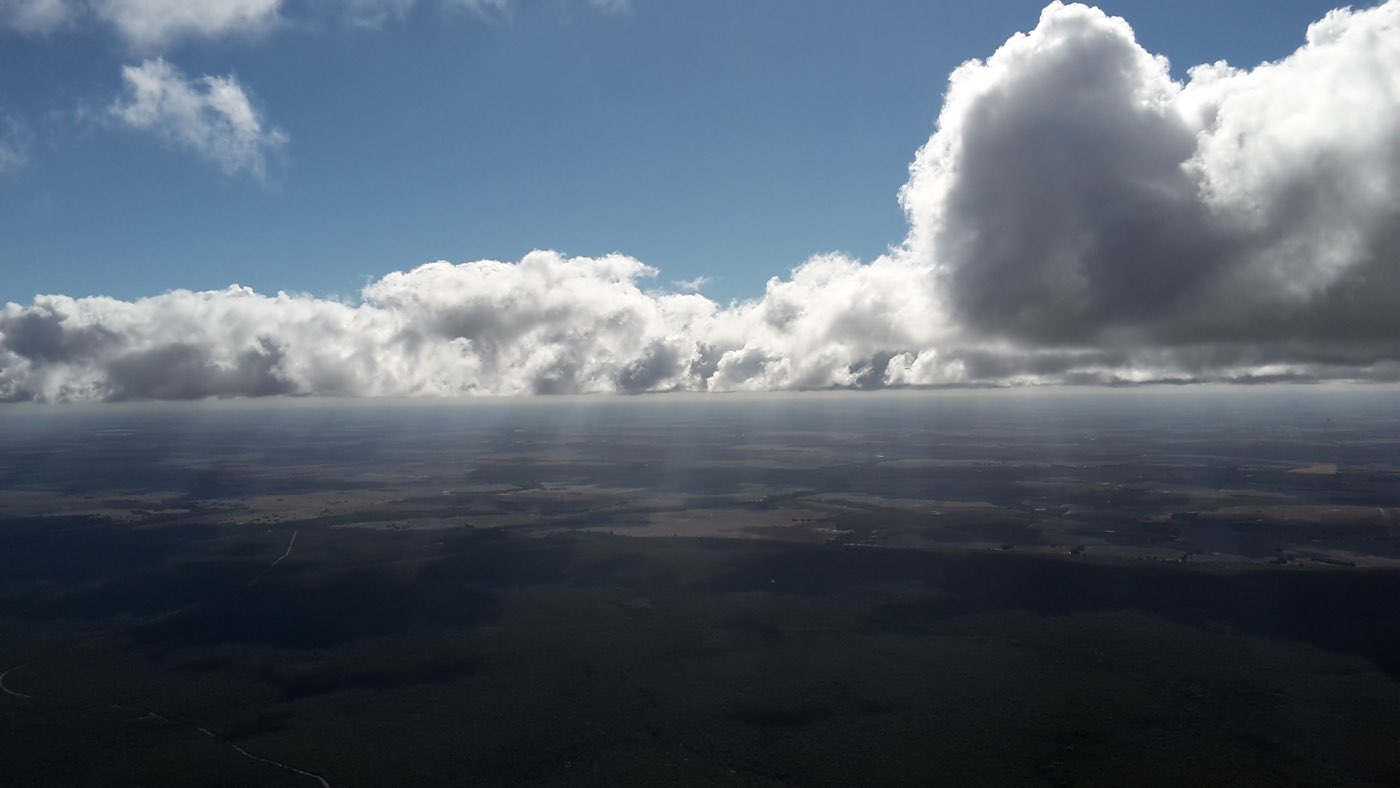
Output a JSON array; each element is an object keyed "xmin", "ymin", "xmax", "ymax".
[
  {"xmin": 4, "ymin": 1, "xmax": 1400, "ymax": 400},
  {"xmin": 588, "ymin": 0, "xmax": 631, "ymax": 15},
  {"xmin": 446, "ymin": 0, "xmax": 509, "ymax": 14},
  {"xmin": 108, "ymin": 58, "xmax": 287, "ymax": 180},
  {"xmin": 2, "ymin": 0, "xmax": 415, "ymax": 46},
  {"xmin": 0, "ymin": 0, "xmax": 280, "ymax": 47},
  {"xmin": 0, "ymin": 114, "xmax": 30, "ymax": 174},
  {"xmin": 0, "ymin": 0, "xmax": 76, "ymax": 34},
  {"xmin": 333, "ymin": 0, "xmax": 417, "ymax": 27},
  {"xmin": 0, "ymin": 143, "xmax": 25, "ymax": 175},
  {"xmin": 93, "ymin": 0, "xmax": 280, "ymax": 49},
  {"xmin": 0, "ymin": 0, "xmax": 620, "ymax": 43}
]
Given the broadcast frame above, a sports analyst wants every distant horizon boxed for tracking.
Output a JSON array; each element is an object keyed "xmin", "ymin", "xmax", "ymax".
[{"xmin": 6, "ymin": 379, "xmax": 1400, "ymax": 411}]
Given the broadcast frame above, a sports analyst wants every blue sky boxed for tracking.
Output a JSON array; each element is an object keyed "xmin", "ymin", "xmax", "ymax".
[{"xmin": 0, "ymin": 0, "xmax": 1352, "ymax": 306}]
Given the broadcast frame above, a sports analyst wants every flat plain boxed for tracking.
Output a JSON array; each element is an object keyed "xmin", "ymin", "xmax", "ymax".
[{"xmin": 3, "ymin": 388, "xmax": 1400, "ymax": 786}]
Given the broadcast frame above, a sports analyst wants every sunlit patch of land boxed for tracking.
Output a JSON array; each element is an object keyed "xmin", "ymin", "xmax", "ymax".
[
  {"xmin": 4, "ymin": 453, "xmax": 1400, "ymax": 568},
  {"xmin": 1290, "ymin": 462, "xmax": 1339, "ymax": 475}
]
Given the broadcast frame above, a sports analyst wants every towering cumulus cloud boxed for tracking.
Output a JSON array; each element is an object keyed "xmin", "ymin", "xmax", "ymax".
[
  {"xmin": 3, "ymin": 1, "xmax": 1399, "ymax": 400},
  {"xmin": 900, "ymin": 0, "xmax": 1400, "ymax": 382}
]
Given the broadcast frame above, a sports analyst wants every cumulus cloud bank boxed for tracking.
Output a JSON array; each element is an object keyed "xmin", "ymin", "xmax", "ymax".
[
  {"xmin": 108, "ymin": 59, "xmax": 287, "ymax": 181},
  {"xmin": 4, "ymin": 1, "xmax": 1400, "ymax": 401}
]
